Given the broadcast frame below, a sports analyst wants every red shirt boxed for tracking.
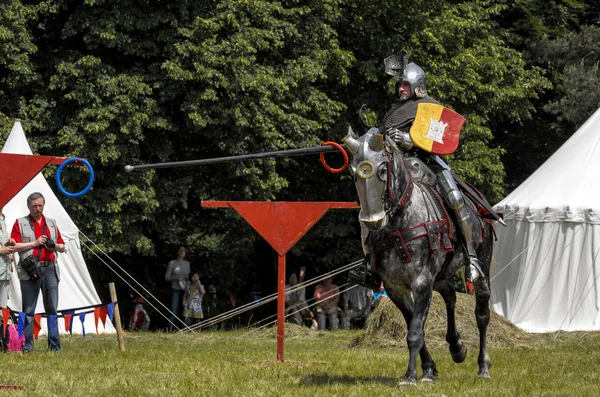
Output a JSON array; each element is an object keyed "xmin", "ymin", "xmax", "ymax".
[{"xmin": 11, "ymin": 215, "xmax": 64, "ymax": 261}]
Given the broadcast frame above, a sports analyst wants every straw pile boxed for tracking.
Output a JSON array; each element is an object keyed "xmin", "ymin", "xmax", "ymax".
[{"xmin": 351, "ymin": 292, "xmax": 540, "ymax": 349}]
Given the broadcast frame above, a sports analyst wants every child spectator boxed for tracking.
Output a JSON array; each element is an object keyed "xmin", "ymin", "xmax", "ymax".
[
  {"xmin": 371, "ymin": 282, "xmax": 389, "ymax": 309},
  {"xmin": 129, "ymin": 297, "xmax": 150, "ymax": 331},
  {"xmin": 183, "ymin": 271, "xmax": 205, "ymax": 326}
]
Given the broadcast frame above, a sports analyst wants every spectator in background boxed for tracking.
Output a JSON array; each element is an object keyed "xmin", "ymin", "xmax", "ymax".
[
  {"xmin": 129, "ymin": 297, "xmax": 150, "ymax": 331},
  {"xmin": 12, "ymin": 192, "xmax": 66, "ymax": 353},
  {"xmin": 183, "ymin": 271, "xmax": 205, "ymax": 327},
  {"xmin": 341, "ymin": 285, "xmax": 373, "ymax": 330},
  {"xmin": 203, "ymin": 284, "xmax": 223, "ymax": 330},
  {"xmin": 313, "ymin": 276, "xmax": 340, "ymax": 330},
  {"xmin": 0, "ymin": 209, "xmax": 15, "ymax": 310},
  {"xmin": 165, "ymin": 246, "xmax": 190, "ymax": 331},
  {"xmin": 285, "ymin": 268, "xmax": 317, "ymax": 329},
  {"xmin": 371, "ymin": 282, "xmax": 389, "ymax": 309}
]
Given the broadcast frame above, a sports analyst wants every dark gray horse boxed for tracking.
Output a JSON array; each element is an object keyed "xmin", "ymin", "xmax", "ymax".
[{"xmin": 345, "ymin": 127, "xmax": 493, "ymax": 385}]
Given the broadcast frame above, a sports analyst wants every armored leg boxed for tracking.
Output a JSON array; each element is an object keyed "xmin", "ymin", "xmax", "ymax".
[
  {"xmin": 437, "ymin": 170, "xmax": 484, "ymax": 282},
  {"xmin": 348, "ymin": 222, "xmax": 381, "ymax": 289}
]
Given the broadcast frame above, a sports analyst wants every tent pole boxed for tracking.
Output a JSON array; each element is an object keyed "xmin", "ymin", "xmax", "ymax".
[{"xmin": 109, "ymin": 282, "xmax": 126, "ymax": 352}]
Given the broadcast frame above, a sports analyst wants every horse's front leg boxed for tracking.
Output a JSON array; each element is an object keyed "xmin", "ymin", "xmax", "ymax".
[
  {"xmin": 388, "ymin": 292, "xmax": 437, "ymax": 384},
  {"xmin": 474, "ymin": 275, "xmax": 492, "ymax": 378},
  {"xmin": 401, "ymin": 276, "xmax": 434, "ymax": 385}
]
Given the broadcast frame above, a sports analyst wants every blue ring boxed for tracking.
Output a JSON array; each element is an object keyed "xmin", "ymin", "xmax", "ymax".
[{"xmin": 56, "ymin": 158, "xmax": 95, "ymax": 198}]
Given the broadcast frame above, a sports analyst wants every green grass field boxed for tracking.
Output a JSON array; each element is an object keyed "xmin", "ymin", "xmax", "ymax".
[{"xmin": 1, "ymin": 327, "xmax": 598, "ymax": 396}]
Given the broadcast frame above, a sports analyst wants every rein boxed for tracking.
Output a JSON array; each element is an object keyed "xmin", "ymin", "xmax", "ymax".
[{"xmin": 385, "ymin": 148, "xmax": 413, "ymax": 217}]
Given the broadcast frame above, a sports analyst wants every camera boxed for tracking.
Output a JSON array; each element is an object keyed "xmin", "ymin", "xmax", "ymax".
[{"xmin": 45, "ymin": 238, "xmax": 56, "ymax": 250}]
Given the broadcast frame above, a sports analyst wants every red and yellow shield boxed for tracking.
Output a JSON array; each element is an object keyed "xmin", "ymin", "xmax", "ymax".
[{"xmin": 410, "ymin": 103, "xmax": 465, "ymax": 155}]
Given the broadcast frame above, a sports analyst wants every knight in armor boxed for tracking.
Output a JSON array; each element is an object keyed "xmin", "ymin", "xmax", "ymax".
[{"xmin": 350, "ymin": 52, "xmax": 484, "ymax": 286}]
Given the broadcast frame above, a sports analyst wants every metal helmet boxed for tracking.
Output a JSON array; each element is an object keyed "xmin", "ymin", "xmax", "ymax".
[{"xmin": 400, "ymin": 62, "xmax": 427, "ymax": 98}]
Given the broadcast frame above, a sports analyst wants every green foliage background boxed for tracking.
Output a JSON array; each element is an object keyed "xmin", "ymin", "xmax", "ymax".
[{"xmin": 1, "ymin": 0, "xmax": 598, "ymax": 322}]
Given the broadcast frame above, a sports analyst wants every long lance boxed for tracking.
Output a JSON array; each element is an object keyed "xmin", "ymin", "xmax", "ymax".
[{"xmin": 124, "ymin": 144, "xmax": 347, "ymax": 173}]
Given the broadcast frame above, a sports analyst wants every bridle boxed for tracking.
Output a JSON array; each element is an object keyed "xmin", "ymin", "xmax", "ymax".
[{"xmin": 383, "ymin": 144, "xmax": 414, "ymax": 220}]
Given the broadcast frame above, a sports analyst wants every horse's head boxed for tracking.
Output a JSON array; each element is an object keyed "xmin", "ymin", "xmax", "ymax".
[{"xmin": 345, "ymin": 126, "xmax": 405, "ymax": 231}]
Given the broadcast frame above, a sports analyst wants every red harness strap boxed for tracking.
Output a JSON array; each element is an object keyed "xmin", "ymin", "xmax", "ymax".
[{"xmin": 367, "ymin": 219, "xmax": 453, "ymax": 269}]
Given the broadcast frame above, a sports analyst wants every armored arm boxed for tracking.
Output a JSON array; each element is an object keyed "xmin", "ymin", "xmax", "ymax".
[{"xmin": 387, "ymin": 128, "xmax": 414, "ymax": 150}]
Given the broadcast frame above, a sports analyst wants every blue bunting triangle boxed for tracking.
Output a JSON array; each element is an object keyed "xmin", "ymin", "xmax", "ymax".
[
  {"xmin": 107, "ymin": 303, "xmax": 114, "ymax": 323},
  {"xmin": 79, "ymin": 312, "xmax": 86, "ymax": 337}
]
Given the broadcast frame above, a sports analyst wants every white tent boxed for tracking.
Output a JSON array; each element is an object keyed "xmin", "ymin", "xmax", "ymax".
[
  {"xmin": 491, "ymin": 108, "xmax": 600, "ymax": 332},
  {"xmin": 2, "ymin": 121, "xmax": 115, "ymax": 335}
]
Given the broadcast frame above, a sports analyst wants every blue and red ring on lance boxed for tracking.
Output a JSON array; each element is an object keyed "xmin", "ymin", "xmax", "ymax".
[{"xmin": 56, "ymin": 157, "xmax": 95, "ymax": 197}]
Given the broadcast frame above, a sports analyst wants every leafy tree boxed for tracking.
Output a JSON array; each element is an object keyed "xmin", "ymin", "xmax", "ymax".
[
  {"xmin": 495, "ymin": 0, "xmax": 600, "ymax": 190},
  {"xmin": 0, "ymin": 0, "xmax": 37, "ymax": 134},
  {"xmin": 14, "ymin": 0, "xmax": 353, "ymax": 309},
  {"xmin": 336, "ymin": 0, "xmax": 549, "ymax": 202}
]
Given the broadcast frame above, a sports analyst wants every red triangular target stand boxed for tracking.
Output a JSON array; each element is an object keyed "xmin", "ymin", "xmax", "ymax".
[
  {"xmin": 0, "ymin": 153, "xmax": 81, "ymax": 209},
  {"xmin": 202, "ymin": 201, "xmax": 359, "ymax": 362}
]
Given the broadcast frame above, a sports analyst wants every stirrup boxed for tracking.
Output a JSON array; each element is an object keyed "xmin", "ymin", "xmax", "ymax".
[{"xmin": 348, "ymin": 256, "xmax": 381, "ymax": 290}]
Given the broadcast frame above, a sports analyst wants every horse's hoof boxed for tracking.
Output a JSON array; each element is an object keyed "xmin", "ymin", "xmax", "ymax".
[
  {"xmin": 399, "ymin": 377, "xmax": 418, "ymax": 387},
  {"xmin": 478, "ymin": 369, "xmax": 491, "ymax": 379},
  {"xmin": 450, "ymin": 341, "xmax": 467, "ymax": 363},
  {"xmin": 420, "ymin": 377, "xmax": 435, "ymax": 384}
]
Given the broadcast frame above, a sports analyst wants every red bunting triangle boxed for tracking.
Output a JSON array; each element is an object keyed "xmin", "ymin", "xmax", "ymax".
[
  {"xmin": 33, "ymin": 314, "xmax": 42, "ymax": 340},
  {"xmin": 1, "ymin": 308, "xmax": 9, "ymax": 338},
  {"xmin": 99, "ymin": 307, "xmax": 108, "ymax": 328},
  {"xmin": 63, "ymin": 313, "xmax": 73, "ymax": 332},
  {"xmin": 94, "ymin": 307, "xmax": 100, "ymax": 334}
]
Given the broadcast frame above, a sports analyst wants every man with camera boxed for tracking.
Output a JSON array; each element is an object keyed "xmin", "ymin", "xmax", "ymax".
[{"xmin": 10, "ymin": 192, "xmax": 66, "ymax": 353}]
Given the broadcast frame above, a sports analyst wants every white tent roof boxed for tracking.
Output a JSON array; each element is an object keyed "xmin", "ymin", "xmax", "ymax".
[
  {"xmin": 495, "ymin": 107, "xmax": 600, "ymax": 224},
  {"xmin": 491, "ymin": 108, "xmax": 600, "ymax": 332},
  {"xmin": 2, "ymin": 121, "xmax": 115, "ymax": 335}
]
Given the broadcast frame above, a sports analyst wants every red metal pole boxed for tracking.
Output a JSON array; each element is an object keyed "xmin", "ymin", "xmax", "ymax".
[{"xmin": 276, "ymin": 253, "xmax": 286, "ymax": 362}]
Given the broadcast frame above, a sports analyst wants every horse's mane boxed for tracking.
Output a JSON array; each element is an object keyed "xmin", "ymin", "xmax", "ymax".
[{"xmin": 384, "ymin": 137, "xmax": 437, "ymax": 187}]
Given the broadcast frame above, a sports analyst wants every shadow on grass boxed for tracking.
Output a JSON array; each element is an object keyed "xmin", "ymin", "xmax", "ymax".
[{"xmin": 300, "ymin": 372, "xmax": 398, "ymax": 386}]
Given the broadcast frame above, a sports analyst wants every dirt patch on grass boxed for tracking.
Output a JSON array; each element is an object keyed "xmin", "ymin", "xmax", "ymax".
[{"xmin": 351, "ymin": 293, "xmax": 541, "ymax": 349}]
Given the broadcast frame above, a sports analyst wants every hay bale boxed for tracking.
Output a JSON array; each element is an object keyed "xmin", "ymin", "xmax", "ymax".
[
  {"xmin": 351, "ymin": 293, "xmax": 539, "ymax": 349},
  {"xmin": 250, "ymin": 323, "xmax": 318, "ymax": 340}
]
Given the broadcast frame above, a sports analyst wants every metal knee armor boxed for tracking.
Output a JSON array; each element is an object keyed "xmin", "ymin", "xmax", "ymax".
[{"xmin": 437, "ymin": 170, "xmax": 483, "ymax": 282}]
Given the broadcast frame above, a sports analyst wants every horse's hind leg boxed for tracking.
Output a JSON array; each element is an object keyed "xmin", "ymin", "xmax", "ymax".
[
  {"xmin": 474, "ymin": 276, "xmax": 492, "ymax": 379},
  {"xmin": 436, "ymin": 280, "xmax": 467, "ymax": 363}
]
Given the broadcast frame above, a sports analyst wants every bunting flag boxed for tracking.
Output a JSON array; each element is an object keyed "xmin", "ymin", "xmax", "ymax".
[
  {"xmin": 99, "ymin": 307, "xmax": 108, "ymax": 328},
  {"xmin": 62, "ymin": 311, "xmax": 75, "ymax": 335},
  {"xmin": 33, "ymin": 314, "xmax": 42, "ymax": 340},
  {"xmin": 17, "ymin": 312, "xmax": 25, "ymax": 338},
  {"xmin": 48, "ymin": 315, "xmax": 57, "ymax": 339},
  {"xmin": 107, "ymin": 303, "xmax": 114, "ymax": 323},
  {"xmin": 79, "ymin": 312, "xmax": 86, "ymax": 337},
  {"xmin": 1, "ymin": 307, "xmax": 9, "ymax": 338},
  {"xmin": 94, "ymin": 307, "xmax": 101, "ymax": 334},
  {"xmin": 3, "ymin": 303, "xmax": 116, "ymax": 339}
]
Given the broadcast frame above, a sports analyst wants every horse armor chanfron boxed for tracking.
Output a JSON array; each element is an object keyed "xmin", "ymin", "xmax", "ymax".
[{"xmin": 345, "ymin": 126, "xmax": 494, "ymax": 385}]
